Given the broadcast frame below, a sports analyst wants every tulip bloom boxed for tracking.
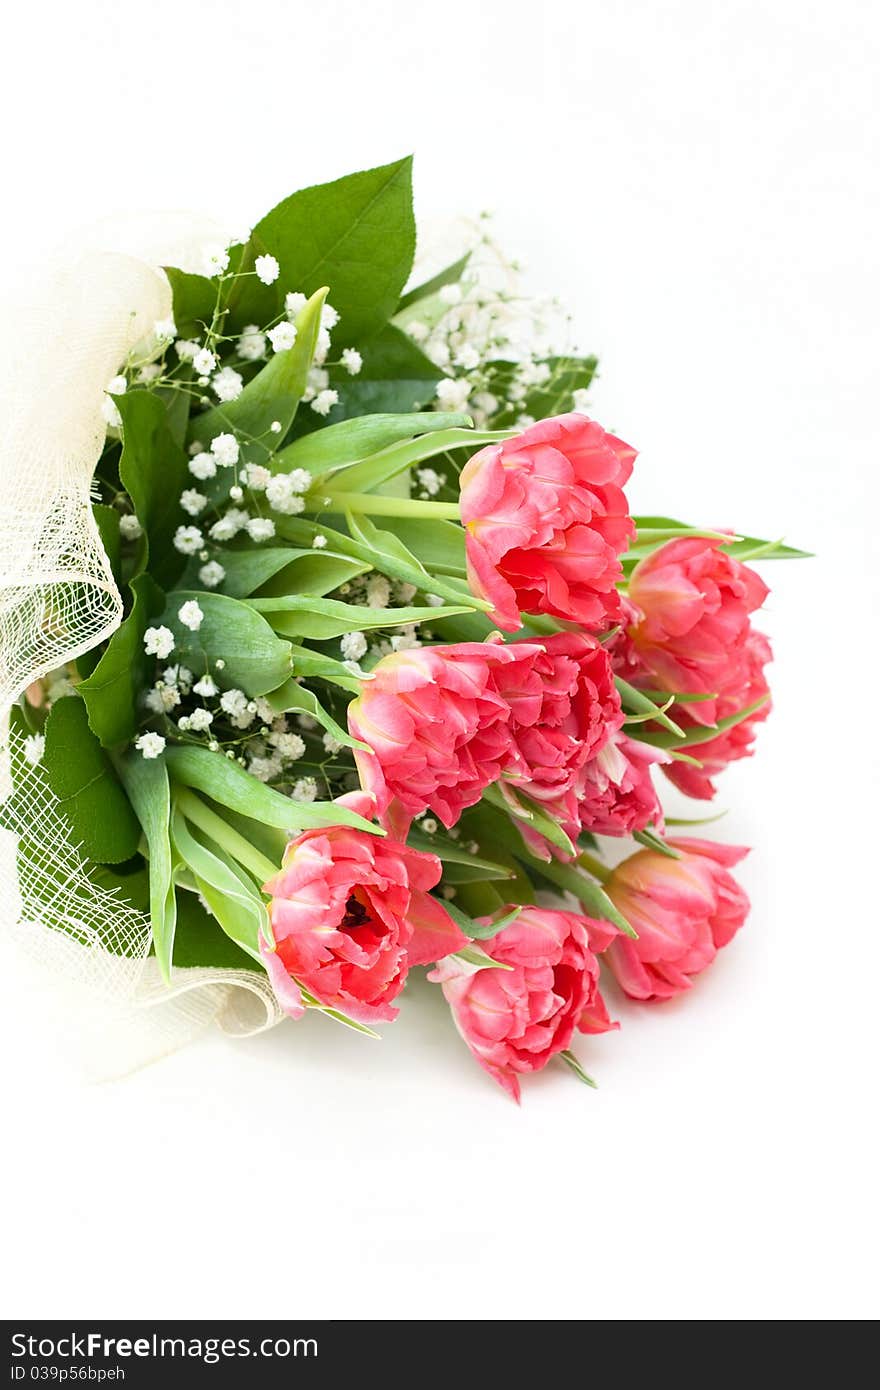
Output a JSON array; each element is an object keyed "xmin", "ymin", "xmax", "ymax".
[
  {"xmin": 605, "ymin": 837, "xmax": 750, "ymax": 1001},
  {"xmin": 578, "ymin": 731, "xmax": 667, "ymax": 837},
  {"xmin": 261, "ymin": 792, "xmax": 467, "ymax": 1025},
  {"xmin": 459, "ymin": 413, "xmax": 636, "ymax": 631},
  {"xmin": 430, "ymin": 906, "xmax": 618, "ymax": 1102}
]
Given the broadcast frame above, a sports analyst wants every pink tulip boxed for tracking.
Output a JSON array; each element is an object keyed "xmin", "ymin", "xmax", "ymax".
[
  {"xmin": 347, "ymin": 639, "xmax": 543, "ymax": 834},
  {"xmin": 625, "ymin": 537, "xmax": 769, "ymax": 708},
  {"xmin": 430, "ymin": 906, "xmax": 618, "ymax": 1102},
  {"xmin": 261, "ymin": 792, "xmax": 467, "ymax": 1025},
  {"xmin": 605, "ymin": 837, "xmax": 750, "ymax": 1002},
  {"xmin": 578, "ymin": 731, "xmax": 667, "ymax": 836},
  {"xmin": 662, "ymin": 631, "xmax": 772, "ymax": 799},
  {"xmin": 459, "ymin": 413, "xmax": 636, "ymax": 631}
]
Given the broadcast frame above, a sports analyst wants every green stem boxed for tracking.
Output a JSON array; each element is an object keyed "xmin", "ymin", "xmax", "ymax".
[
  {"xmin": 175, "ymin": 787, "xmax": 278, "ymax": 884},
  {"xmin": 310, "ymin": 490, "xmax": 461, "ymax": 521},
  {"xmin": 577, "ymin": 850, "xmax": 612, "ymax": 883}
]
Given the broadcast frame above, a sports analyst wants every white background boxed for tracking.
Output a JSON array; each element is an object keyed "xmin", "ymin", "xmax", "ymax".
[{"xmin": 1, "ymin": 0, "xmax": 878, "ymax": 1321}]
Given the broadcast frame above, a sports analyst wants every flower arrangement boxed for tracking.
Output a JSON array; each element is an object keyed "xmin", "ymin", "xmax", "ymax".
[{"xmin": 1, "ymin": 157, "xmax": 807, "ymax": 1100}]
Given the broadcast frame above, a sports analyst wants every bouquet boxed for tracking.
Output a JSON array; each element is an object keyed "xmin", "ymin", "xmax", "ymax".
[{"xmin": 0, "ymin": 157, "xmax": 806, "ymax": 1099}]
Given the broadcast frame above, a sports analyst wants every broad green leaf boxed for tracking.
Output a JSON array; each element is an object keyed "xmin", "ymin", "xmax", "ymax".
[
  {"xmin": 325, "ymin": 324, "xmax": 442, "ymax": 419},
  {"xmin": 343, "ymin": 508, "xmax": 481, "ymax": 609},
  {"xmin": 164, "ymin": 744, "xmax": 381, "ymax": 835},
  {"xmin": 638, "ymin": 694, "xmax": 771, "ymax": 750},
  {"xmin": 227, "ymin": 157, "xmax": 416, "ymax": 342},
  {"xmin": 171, "ymin": 810, "xmax": 266, "ymax": 962},
  {"xmin": 163, "ymin": 267, "xmax": 216, "ymax": 337},
  {"xmin": 249, "ymin": 593, "xmax": 471, "ymax": 640},
  {"xmin": 43, "ymin": 697, "xmax": 141, "ymax": 864},
  {"xmin": 387, "ymin": 517, "xmax": 468, "ymax": 575},
  {"xmin": 633, "ymin": 827, "xmax": 681, "ymax": 858},
  {"xmin": 92, "ymin": 503, "xmax": 121, "ymax": 586},
  {"xmin": 288, "ymin": 644, "xmax": 362, "ymax": 693},
  {"xmin": 186, "ymin": 288, "xmax": 326, "ymax": 459},
  {"xmin": 172, "ymin": 887, "xmax": 263, "ymax": 971},
  {"xmin": 615, "ymin": 677, "xmax": 685, "ymax": 738},
  {"xmin": 162, "ymin": 590, "xmax": 292, "ymax": 696},
  {"xmin": 118, "ymin": 749, "xmax": 176, "ymax": 978},
  {"xmin": 117, "ymin": 390, "xmax": 190, "ymax": 589},
  {"xmin": 438, "ymin": 897, "xmax": 522, "ymax": 942},
  {"xmin": 274, "ymin": 411, "xmax": 471, "ymax": 478},
  {"xmin": 210, "ymin": 546, "xmax": 369, "ymax": 599},
  {"xmin": 483, "ymin": 783, "xmax": 575, "ymax": 859},
  {"xmin": 397, "ymin": 252, "xmax": 471, "ymax": 312},
  {"xmin": 405, "ymin": 829, "xmax": 514, "ymax": 881},
  {"xmin": 329, "ymin": 428, "xmax": 503, "ymax": 497},
  {"xmin": 79, "ymin": 574, "xmax": 164, "ymax": 746},
  {"xmin": 521, "ymin": 854, "xmax": 638, "ymax": 939},
  {"xmin": 264, "ymin": 680, "xmax": 369, "ymax": 751}
]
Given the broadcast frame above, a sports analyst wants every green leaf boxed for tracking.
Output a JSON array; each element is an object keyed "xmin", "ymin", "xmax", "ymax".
[
  {"xmin": 287, "ymin": 645, "xmax": 361, "ymax": 693},
  {"xmin": 172, "ymin": 887, "xmax": 263, "ymax": 972},
  {"xmin": 118, "ymin": 750, "xmax": 176, "ymax": 979},
  {"xmin": 213, "ymin": 546, "xmax": 369, "ymax": 600},
  {"xmin": 386, "ymin": 517, "xmax": 468, "ymax": 575},
  {"xmin": 521, "ymin": 854, "xmax": 638, "ymax": 939},
  {"xmin": 329, "ymin": 428, "xmax": 502, "ymax": 497},
  {"xmin": 42, "ymin": 698, "xmax": 141, "ymax": 864},
  {"xmin": 452, "ymin": 945, "xmax": 513, "ymax": 971},
  {"xmin": 343, "ymin": 508, "xmax": 481, "ymax": 608},
  {"xmin": 633, "ymin": 827, "xmax": 681, "ymax": 858},
  {"xmin": 397, "ymin": 252, "xmax": 471, "ymax": 312},
  {"xmin": 228, "ymin": 157, "xmax": 416, "ymax": 342},
  {"xmin": 92, "ymin": 503, "xmax": 122, "ymax": 586},
  {"xmin": 438, "ymin": 897, "xmax": 522, "ymax": 942},
  {"xmin": 164, "ymin": 267, "xmax": 216, "ymax": 338},
  {"xmin": 638, "ymin": 695, "xmax": 771, "ymax": 750},
  {"xmin": 164, "ymin": 744, "xmax": 381, "ymax": 835},
  {"xmin": 615, "ymin": 677, "xmax": 685, "ymax": 738},
  {"xmin": 186, "ymin": 288, "xmax": 326, "ymax": 460},
  {"xmin": 559, "ymin": 1050, "xmax": 598, "ymax": 1089},
  {"xmin": 264, "ymin": 680, "xmax": 368, "ymax": 752},
  {"xmin": 171, "ymin": 810, "xmax": 266, "ymax": 962},
  {"xmin": 483, "ymin": 783, "xmax": 576, "ymax": 859},
  {"xmin": 79, "ymin": 574, "xmax": 164, "ymax": 746},
  {"xmin": 117, "ymin": 390, "xmax": 189, "ymax": 590},
  {"xmin": 405, "ymin": 829, "xmax": 514, "ymax": 881},
  {"xmin": 248, "ymin": 593, "xmax": 471, "ymax": 640},
  {"xmin": 162, "ymin": 590, "xmax": 292, "ymax": 696},
  {"xmin": 326, "ymin": 324, "xmax": 442, "ymax": 419},
  {"xmin": 274, "ymin": 411, "xmax": 471, "ymax": 478}
]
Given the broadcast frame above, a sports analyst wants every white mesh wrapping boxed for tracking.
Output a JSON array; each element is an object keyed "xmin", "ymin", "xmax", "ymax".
[{"xmin": 0, "ymin": 223, "xmax": 282, "ymax": 1077}]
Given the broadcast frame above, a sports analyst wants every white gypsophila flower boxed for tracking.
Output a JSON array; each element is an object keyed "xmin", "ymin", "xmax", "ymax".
[
  {"xmin": 246, "ymin": 517, "xmax": 275, "ymax": 542},
  {"xmin": 180, "ymin": 489, "xmax": 207, "ymax": 517},
  {"xmin": 193, "ymin": 675, "xmax": 218, "ymax": 698},
  {"xmin": 515, "ymin": 414, "xmax": 535, "ymax": 429},
  {"xmin": 143, "ymin": 625, "xmax": 175, "ymax": 659},
  {"xmin": 144, "ymin": 684, "xmax": 179, "ymax": 713},
  {"xmin": 237, "ymin": 324, "xmax": 267, "ymax": 361},
  {"xmin": 471, "ymin": 390, "xmax": 498, "ymax": 416},
  {"xmin": 220, "ymin": 688, "xmax": 248, "ymax": 718},
  {"xmin": 254, "ymin": 253, "xmax": 280, "ymax": 285},
  {"xmin": 265, "ymin": 475, "xmax": 304, "ymax": 515},
  {"xmin": 287, "ymin": 469, "xmax": 312, "ymax": 494},
  {"xmin": 244, "ymin": 463, "xmax": 271, "ymax": 490},
  {"xmin": 439, "ymin": 284, "xmax": 463, "ymax": 306},
  {"xmin": 395, "ymin": 582, "xmax": 418, "ymax": 603},
  {"xmin": 340, "ymin": 630, "xmax": 367, "ymax": 661},
  {"xmin": 296, "ymin": 713, "xmax": 318, "ymax": 731},
  {"xmin": 229, "ymin": 486, "xmax": 244, "ymax": 502},
  {"xmin": 215, "ymin": 659, "xmax": 226, "ymax": 670},
  {"xmin": 312, "ymin": 534, "xmax": 327, "ymax": 549},
  {"xmin": 572, "ymin": 387, "xmax": 591, "ymax": 413},
  {"xmin": 285, "ymin": 291, "xmax": 307, "ymax": 319},
  {"xmin": 366, "ymin": 575, "xmax": 391, "ymax": 609},
  {"xmin": 270, "ymin": 421, "xmax": 282, "ymax": 434},
  {"xmin": 136, "ymin": 732, "xmax": 166, "ymax": 759},
  {"xmin": 154, "ymin": 317, "xmax": 177, "ymax": 342},
  {"xmin": 311, "ymin": 388, "xmax": 338, "ymax": 417},
  {"xmin": 321, "ymin": 303, "xmax": 339, "ymax": 330},
  {"xmin": 210, "ymin": 432, "xmax": 239, "ymax": 467},
  {"xmin": 176, "ymin": 339, "xmax": 200, "ymax": 362},
  {"xmin": 341, "ymin": 348, "xmax": 363, "ymax": 376},
  {"xmin": 173, "ymin": 525, "xmax": 203, "ymax": 555},
  {"xmin": 213, "ymin": 367, "xmax": 243, "ymax": 402},
  {"xmin": 188, "ymin": 451, "xmax": 217, "ymax": 481},
  {"xmin": 249, "ymin": 754, "xmax": 282, "ymax": 783},
  {"xmin": 23, "ymin": 734, "xmax": 45, "ymax": 766},
  {"xmin": 321, "ymin": 732, "xmax": 343, "ymax": 756},
  {"xmin": 421, "ymin": 817, "xmax": 438, "ymax": 834},
  {"xmin": 46, "ymin": 674, "xmax": 75, "ymax": 704},
  {"xmin": 415, "ymin": 467, "xmax": 444, "ymax": 497},
  {"xmin": 267, "ymin": 322, "xmax": 297, "ymax": 353},
  {"xmin": 198, "ymin": 560, "xmax": 226, "ymax": 589},
  {"xmin": 313, "ymin": 328, "xmax": 332, "ymax": 366},
  {"xmin": 193, "ymin": 348, "xmax": 217, "ymax": 376},
  {"xmin": 254, "ymin": 697, "xmax": 276, "ymax": 724},
  {"xmin": 425, "ymin": 593, "xmax": 445, "ymax": 607},
  {"xmin": 454, "ymin": 344, "xmax": 481, "ymax": 371},
  {"xmin": 187, "ymin": 708, "xmax": 214, "ymax": 732},
  {"xmin": 435, "ymin": 377, "xmax": 471, "ymax": 411},
  {"xmin": 269, "ymin": 731, "xmax": 306, "ymax": 760},
  {"xmin": 427, "ymin": 338, "xmax": 451, "ymax": 368},
  {"xmin": 106, "ymin": 374, "xmax": 128, "ymax": 396},
  {"xmin": 390, "ymin": 625, "xmax": 421, "ymax": 652},
  {"xmin": 407, "ymin": 320, "xmax": 429, "ymax": 342},
  {"xmin": 164, "ymin": 665, "xmax": 192, "ymax": 692},
  {"xmin": 101, "ymin": 397, "xmax": 122, "ymax": 428},
  {"xmin": 290, "ymin": 777, "xmax": 318, "ymax": 803},
  {"xmin": 202, "ymin": 244, "xmax": 230, "ymax": 277},
  {"xmin": 303, "ymin": 367, "xmax": 328, "ymax": 403},
  {"xmin": 209, "ymin": 508, "xmax": 249, "ymax": 541},
  {"xmin": 178, "ymin": 600, "xmax": 204, "ymax": 632},
  {"xmin": 138, "ymin": 363, "xmax": 162, "ymax": 384},
  {"xmin": 119, "ymin": 514, "xmax": 142, "ymax": 541}
]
